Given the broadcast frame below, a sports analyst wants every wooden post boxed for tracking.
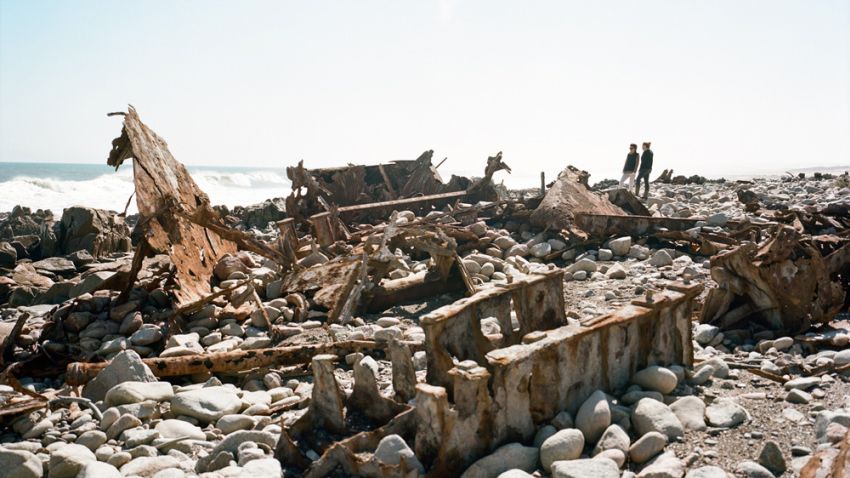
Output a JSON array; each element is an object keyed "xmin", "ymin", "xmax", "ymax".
[{"xmin": 540, "ymin": 171, "xmax": 545, "ymax": 195}]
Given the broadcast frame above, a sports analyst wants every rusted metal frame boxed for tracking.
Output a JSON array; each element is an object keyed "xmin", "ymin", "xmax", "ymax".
[
  {"xmin": 116, "ymin": 234, "xmax": 151, "ymax": 305},
  {"xmin": 65, "ymin": 339, "xmax": 421, "ymax": 386},
  {"xmin": 173, "ymin": 208, "xmax": 290, "ymax": 266},
  {"xmin": 419, "ymin": 270, "xmax": 566, "ymax": 392},
  {"xmin": 574, "ymin": 212, "xmax": 758, "ymax": 238},
  {"xmin": 415, "ymin": 282, "xmax": 701, "ymax": 476}
]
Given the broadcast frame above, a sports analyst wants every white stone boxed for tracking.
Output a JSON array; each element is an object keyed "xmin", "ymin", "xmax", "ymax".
[
  {"xmin": 461, "ymin": 443, "xmax": 539, "ymax": 478},
  {"xmin": 608, "ymin": 237, "xmax": 632, "ymax": 256},
  {"xmin": 373, "ymin": 434, "xmax": 425, "ymax": 474},
  {"xmin": 104, "ymin": 381, "xmax": 173, "ymax": 406},
  {"xmin": 669, "ymin": 396, "xmax": 707, "ymax": 432},
  {"xmin": 48, "ymin": 443, "xmax": 96, "ymax": 478},
  {"xmin": 155, "ymin": 419, "xmax": 206, "ymax": 440},
  {"xmin": 540, "ymin": 428, "xmax": 584, "ymax": 471},
  {"xmin": 550, "ymin": 458, "xmax": 620, "ymax": 478},
  {"xmin": 705, "ymin": 399, "xmax": 748, "ymax": 428},
  {"xmin": 0, "ymin": 448, "xmax": 42, "ymax": 478},
  {"xmin": 592, "ymin": 424, "xmax": 630, "ymax": 455},
  {"xmin": 649, "ymin": 250, "xmax": 673, "ymax": 267},
  {"xmin": 631, "ymin": 398, "xmax": 684, "ymax": 440},
  {"xmin": 629, "ymin": 431, "xmax": 668, "ymax": 464},
  {"xmin": 575, "ymin": 390, "xmax": 611, "ymax": 444},
  {"xmin": 170, "ymin": 386, "xmax": 242, "ymax": 424},
  {"xmin": 632, "ymin": 366, "xmax": 678, "ymax": 394},
  {"xmin": 77, "ymin": 461, "xmax": 121, "ymax": 478}
]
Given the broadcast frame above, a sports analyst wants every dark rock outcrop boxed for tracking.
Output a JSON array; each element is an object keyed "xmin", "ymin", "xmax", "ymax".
[{"xmin": 57, "ymin": 206, "xmax": 131, "ymax": 257}]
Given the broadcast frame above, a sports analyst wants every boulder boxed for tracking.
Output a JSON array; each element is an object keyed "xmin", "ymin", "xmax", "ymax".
[
  {"xmin": 77, "ymin": 461, "xmax": 121, "ymax": 478},
  {"xmin": 231, "ymin": 198, "xmax": 287, "ymax": 230},
  {"xmin": 629, "ymin": 431, "xmax": 668, "ymax": 464},
  {"xmin": 155, "ymin": 419, "xmax": 206, "ymax": 440},
  {"xmin": 608, "ymin": 237, "xmax": 632, "ymax": 256},
  {"xmin": 592, "ymin": 424, "xmax": 630, "ymax": 455},
  {"xmin": 57, "ymin": 206, "xmax": 130, "ymax": 257},
  {"xmin": 0, "ymin": 447, "xmax": 42, "ymax": 478},
  {"xmin": 637, "ymin": 451, "xmax": 685, "ymax": 478},
  {"xmin": 82, "ymin": 350, "xmax": 157, "ymax": 402},
  {"xmin": 540, "ymin": 429, "xmax": 584, "ymax": 471},
  {"xmin": 669, "ymin": 396, "xmax": 706, "ymax": 432},
  {"xmin": 170, "ymin": 386, "xmax": 243, "ymax": 424},
  {"xmin": 757, "ymin": 440, "xmax": 786, "ymax": 476},
  {"xmin": 48, "ymin": 443, "xmax": 96, "ymax": 478},
  {"xmin": 632, "ymin": 366, "xmax": 678, "ymax": 394},
  {"xmin": 684, "ymin": 466, "xmax": 730, "ymax": 478},
  {"xmin": 705, "ymin": 400, "xmax": 747, "ymax": 428},
  {"xmin": 104, "ymin": 381, "xmax": 173, "ymax": 406},
  {"xmin": 631, "ymin": 398, "xmax": 684, "ymax": 440},
  {"xmin": 575, "ymin": 390, "xmax": 611, "ymax": 443},
  {"xmin": 0, "ymin": 241, "xmax": 17, "ymax": 267}
]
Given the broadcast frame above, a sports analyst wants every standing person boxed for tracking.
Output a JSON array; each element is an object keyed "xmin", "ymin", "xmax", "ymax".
[
  {"xmin": 620, "ymin": 144, "xmax": 639, "ymax": 189},
  {"xmin": 635, "ymin": 142, "xmax": 653, "ymax": 199}
]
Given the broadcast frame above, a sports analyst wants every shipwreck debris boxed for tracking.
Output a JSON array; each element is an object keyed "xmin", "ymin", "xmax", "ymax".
[{"xmin": 700, "ymin": 225, "xmax": 847, "ymax": 334}]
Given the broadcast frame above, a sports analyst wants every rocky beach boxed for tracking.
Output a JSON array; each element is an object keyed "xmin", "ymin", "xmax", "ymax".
[{"xmin": 0, "ymin": 110, "xmax": 848, "ymax": 478}]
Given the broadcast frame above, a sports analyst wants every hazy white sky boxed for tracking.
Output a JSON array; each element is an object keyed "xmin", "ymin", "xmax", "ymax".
[{"xmin": 1, "ymin": 0, "xmax": 849, "ymax": 184}]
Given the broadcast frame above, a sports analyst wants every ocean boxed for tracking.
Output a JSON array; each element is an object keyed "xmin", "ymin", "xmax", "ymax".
[
  {"xmin": 1, "ymin": 161, "xmax": 847, "ymax": 216},
  {"xmin": 0, "ymin": 162, "xmax": 291, "ymax": 215}
]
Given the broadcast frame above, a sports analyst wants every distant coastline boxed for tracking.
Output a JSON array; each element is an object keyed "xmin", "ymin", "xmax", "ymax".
[{"xmin": 1, "ymin": 161, "xmax": 847, "ymax": 215}]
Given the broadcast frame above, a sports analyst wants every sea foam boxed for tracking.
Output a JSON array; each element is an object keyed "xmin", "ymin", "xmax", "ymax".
[{"xmin": 0, "ymin": 167, "xmax": 291, "ymax": 215}]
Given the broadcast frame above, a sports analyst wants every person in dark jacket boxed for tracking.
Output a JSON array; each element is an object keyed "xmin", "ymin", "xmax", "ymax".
[
  {"xmin": 620, "ymin": 144, "xmax": 639, "ymax": 188},
  {"xmin": 635, "ymin": 142, "xmax": 653, "ymax": 199}
]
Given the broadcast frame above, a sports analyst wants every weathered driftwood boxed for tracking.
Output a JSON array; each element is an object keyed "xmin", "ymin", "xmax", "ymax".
[
  {"xmin": 65, "ymin": 340, "xmax": 418, "ymax": 386},
  {"xmin": 700, "ymin": 226, "xmax": 846, "ymax": 334},
  {"xmin": 530, "ymin": 166, "xmax": 625, "ymax": 231}
]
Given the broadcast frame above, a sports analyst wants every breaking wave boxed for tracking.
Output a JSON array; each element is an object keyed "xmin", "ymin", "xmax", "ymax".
[{"xmin": 0, "ymin": 166, "xmax": 291, "ymax": 215}]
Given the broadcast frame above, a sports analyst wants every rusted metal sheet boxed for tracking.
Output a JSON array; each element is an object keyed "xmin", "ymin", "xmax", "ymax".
[
  {"xmin": 530, "ymin": 166, "xmax": 626, "ymax": 230},
  {"xmin": 107, "ymin": 108, "xmax": 237, "ymax": 306},
  {"xmin": 107, "ymin": 108, "xmax": 291, "ymax": 306},
  {"xmin": 277, "ymin": 354, "xmax": 415, "ymax": 478},
  {"xmin": 606, "ymin": 188, "xmax": 652, "ymax": 216},
  {"xmin": 416, "ymin": 282, "xmax": 702, "ymax": 476},
  {"xmin": 279, "ymin": 257, "xmax": 363, "ymax": 323}
]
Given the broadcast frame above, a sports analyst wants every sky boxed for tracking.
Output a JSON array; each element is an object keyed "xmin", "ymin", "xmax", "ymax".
[{"xmin": 1, "ymin": 0, "xmax": 849, "ymax": 185}]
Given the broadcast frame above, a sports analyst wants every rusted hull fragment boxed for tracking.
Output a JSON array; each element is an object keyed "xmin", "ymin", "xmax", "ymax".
[
  {"xmin": 700, "ymin": 226, "xmax": 846, "ymax": 334},
  {"xmin": 420, "ymin": 270, "xmax": 566, "ymax": 392},
  {"xmin": 417, "ymin": 282, "xmax": 701, "ymax": 476}
]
